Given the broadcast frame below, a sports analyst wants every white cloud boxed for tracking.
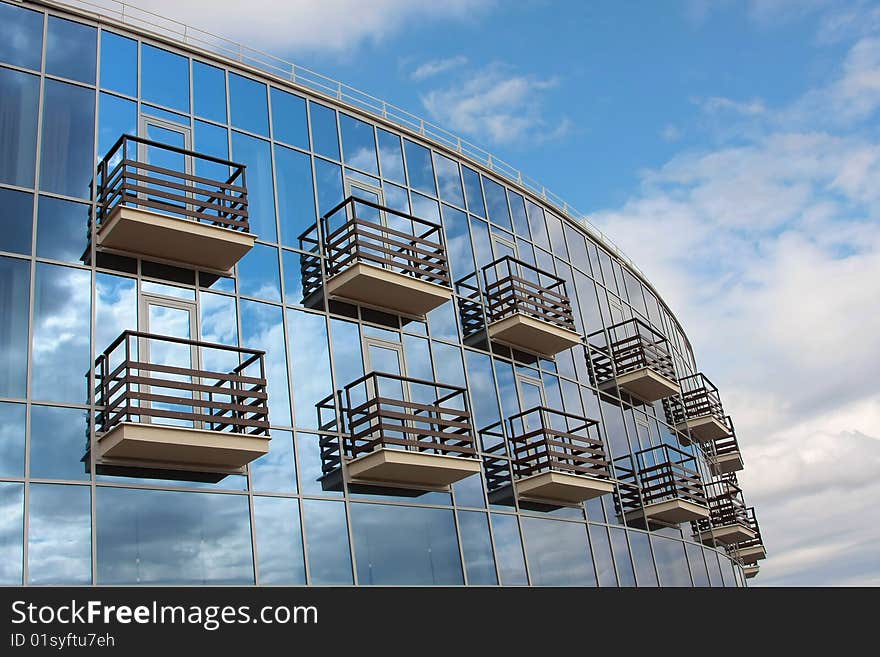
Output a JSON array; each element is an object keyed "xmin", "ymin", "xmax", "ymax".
[
  {"xmin": 661, "ymin": 124, "xmax": 682, "ymax": 141},
  {"xmin": 699, "ymin": 95, "xmax": 767, "ymax": 115},
  {"xmin": 420, "ymin": 65, "xmax": 570, "ymax": 145},
  {"xmin": 592, "ymin": 34, "xmax": 880, "ymax": 586},
  {"xmin": 129, "ymin": 0, "xmax": 492, "ymax": 53},
  {"xmin": 410, "ymin": 56, "xmax": 468, "ymax": 81}
]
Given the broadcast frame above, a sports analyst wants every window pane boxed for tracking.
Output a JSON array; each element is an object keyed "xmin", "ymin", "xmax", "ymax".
[
  {"xmin": 464, "ymin": 350, "xmax": 500, "ymax": 429},
  {"xmin": 288, "ymin": 309, "xmax": 332, "ymax": 430},
  {"xmin": 458, "ymin": 510, "xmax": 497, "ymax": 585},
  {"xmin": 629, "ymin": 530, "xmax": 659, "ymax": 587},
  {"xmin": 231, "ymin": 131, "xmax": 277, "ymax": 242},
  {"xmin": 482, "ymin": 176, "xmax": 512, "ymax": 230},
  {"xmin": 238, "ymin": 243, "xmax": 281, "ymax": 302},
  {"xmin": 240, "ymin": 300, "xmax": 290, "ymax": 426},
  {"xmin": 46, "ymin": 17, "xmax": 96, "ymax": 84},
  {"xmin": 250, "ymin": 429, "xmax": 297, "ymax": 494},
  {"xmin": 0, "ymin": 483, "xmax": 23, "ymax": 584},
  {"xmin": 141, "ymin": 44, "xmax": 189, "ymax": 113},
  {"xmin": 508, "ymin": 190, "xmax": 530, "ymax": 238},
  {"xmin": 271, "ymin": 88, "xmax": 308, "ymax": 149},
  {"xmin": 276, "ymin": 145, "xmax": 316, "ymax": 247},
  {"xmin": 685, "ymin": 541, "xmax": 710, "ymax": 587},
  {"xmin": 521, "ymin": 517, "xmax": 596, "ymax": 586},
  {"xmin": 652, "ymin": 536, "xmax": 692, "ymax": 587},
  {"xmin": 0, "ymin": 257, "xmax": 30, "ymax": 399},
  {"xmin": 309, "ymin": 102, "xmax": 339, "ymax": 160},
  {"xmin": 339, "ymin": 114, "xmax": 378, "ymax": 175},
  {"xmin": 40, "ymin": 80, "xmax": 95, "ymax": 199},
  {"xmin": 377, "ymin": 128, "xmax": 404, "ymax": 183},
  {"xmin": 30, "ymin": 405, "xmax": 88, "ymax": 481},
  {"xmin": 404, "ymin": 139, "xmax": 436, "ymax": 195},
  {"xmin": 0, "ymin": 402, "xmax": 25, "ymax": 478},
  {"xmin": 254, "ymin": 496, "xmax": 305, "ymax": 585},
  {"xmin": 193, "ymin": 60, "xmax": 227, "ymax": 123},
  {"xmin": 434, "ymin": 153, "xmax": 464, "ymax": 207},
  {"xmin": 610, "ymin": 527, "xmax": 637, "ymax": 587},
  {"xmin": 28, "ymin": 483, "xmax": 91, "ymax": 585},
  {"xmin": 95, "ymin": 273, "xmax": 136, "ymax": 362},
  {"xmin": 461, "ymin": 166, "xmax": 485, "ymax": 217},
  {"xmin": 31, "ymin": 264, "xmax": 90, "ymax": 403},
  {"xmin": 302, "ymin": 499, "xmax": 352, "ymax": 585},
  {"xmin": 0, "ymin": 2, "xmax": 43, "ymax": 70},
  {"xmin": 525, "ymin": 200, "xmax": 550, "ymax": 250},
  {"xmin": 314, "ymin": 158, "xmax": 343, "ymax": 217},
  {"xmin": 229, "ymin": 73, "xmax": 268, "ymax": 136},
  {"xmin": 589, "ymin": 524, "xmax": 618, "ymax": 586},
  {"xmin": 96, "ymin": 487, "xmax": 253, "ymax": 584},
  {"xmin": 490, "ymin": 513, "xmax": 528, "ymax": 585},
  {"xmin": 98, "ymin": 92, "xmax": 136, "ymax": 161},
  {"xmin": 0, "ymin": 188, "xmax": 33, "ymax": 256},
  {"xmin": 36, "ymin": 195, "xmax": 89, "ymax": 264},
  {"xmin": 99, "ymin": 31, "xmax": 136, "ymax": 96},
  {"xmin": 0, "ymin": 67, "xmax": 39, "ymax": 188}
]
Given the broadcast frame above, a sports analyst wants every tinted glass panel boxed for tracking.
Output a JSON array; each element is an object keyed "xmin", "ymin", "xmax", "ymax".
[
  {"xmin": 36, "ymin": 196, "xmax": 89, "ymax": 263},
  {"xmin": 46, "ymin": 17, "xmax": 96, "ymax": 84},
  {"xmin": 270, "ymin": 88, "xmax": 309, "ymax": 149},
  {"xmin": 251, "ymin": 429, "xmax": 296, "ymax": 493},
  {"xmin": 29, "ymin": 405, "xmax": 88, "ymax": 481},
  {"xmin": 629, "ymin": 531, "xmax": 659, "ymax": 587},
  {"xmin": 434, "ymin": 153, "xmax": 464, "ymax": 207},
  {"xmin": 238, "ymin": 243, "xmax": 281, "ymax": 302},
  {"xmin": 0, "ymin": 402, "xmax": 25, "ymax": 478},
  {"xmin": 685, "ymin": 541, "xmax": 711, "ymax": 587},
  {"xmin": 482, "ymin": 177, "xmax": 512, "ymax": 230},
  {"xmin": 275, "ymin": 145, "xmax": 316, "ymax": 247},
  {"xmin": 141, "ymin": 45, "xmax": 189, "ymax": 113},
  {"xmin": 0, "ymin": 67, "xmax": 39, "ymax": 188},
  {"xmin": 0, "ymin": 257, "xmax": 30, "ymax": 399},
  {"xmin": 521, "ymin": 517, "xmax": 596, "ymax": 586},
  {"xmin": 0, "ymin": 482, "xmax": 23, "ymax": 585},
  {"xmin": 192, "ymin": 60, "xmax": 227, "ymax": 123},
  {"xmin": 490, "ymin": 513, "xmax": 528, "ymax": 585},
  {"xmin": 403, "ymin": 139, "xmax": 436, "ymax": 195},
  {"xmin": 0, "ymin": 188, "xmax": 33, "ymax": 256},
  {"xmin": 229, "ymin": 73, "xmax": 268, "ymax": 136},
  {"xmin": 589, "ymin": 524, "xmax": 618, "ymax": 586},
  {"xmin": 652, "ymin": 536, "xmax": 692, "ymax": 587},
  {"xmin": 97, "ymin": 487, "xmax": 253, "ymax": 584},
  {"xmin": 610, "ymin": 527, "xmax": 637, "ymax": 587},
  {"xmin": 314, "ymin": 158, "xmax": 343, "ymax": 216},
  {"xmin": 458, "ymin": 510, "xmax": 497, "ymax": 585},
  {"xmin": 231, "ymin": 132, "xmax": 277, "ymax": 242},
  {"xmin": 240, "ymin": 300, "xmax": 291, "ymax": 426},
  {"xmin": 100, "ymin": 31, "xmax": 136, "ymax": 96},
  {"xmin": 461, "ymin": 166, "xmax": 485, "ymax": 217},
  {"xmin": 339, "ymin": 114, "xmax": 378, "ymax": 175},
  {"xmin": 288, "ymin": 309, "xmax": 332, "ymax": 430},
  {"xmin": 377, "ymin": 128, "xmax": 404, "ymax": 183},
  {"xmin": 303, "ymin": 499, "xmax": 352, "ymax": 584},
  {"xmin": 309, "ymin": 103, "xmax": 339, "ymax": 160},
  {"xmin": 39, "ymin": 80, "xmax": 95, "ymax": 199},
  {"xmin": 0, "ymin": 2, "xmax": 42, "ymax": 70},
  {"xmin": 254, "ymin": 496, "xmax": 305, "ymax": 584},
  {"xmin": 28, "ymin": 484, "xmax": 91, "ymax": 585},
  {"xmin": 98, "ymin": 92, "xmax": 136, "ymax": 160}
]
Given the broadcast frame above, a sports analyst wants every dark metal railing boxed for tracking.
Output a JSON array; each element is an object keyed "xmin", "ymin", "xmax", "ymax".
[
  {"xmin": 588, "ymin": 317, "xmax": 676, "ymax": 387},
  {"xmin": 695, "ymin": 474, "xmax": 750, "ymax": 531},
  {"xmin": 615, "ymin": 444, "xmax": 707, "ymax": 515},
  {"xmin": 482, "ymin": 256, "xmax": 576, "ymax": 332},
  {"xmin": 95, "ymin": 134, "xmax": 249, "ymax": 233},
  {"xmin": 506, "ymin": 406, "xmax": 610, "ymax": 480},
  {"xmin": 93, "ymin": 330, "xmax": 268, "ymax": 436},
  {"xmin": 711, "ymin": 415, "xmax": 742, "ymax": 459},
  {"xmin": 340, "ymin": 371, "xmax": 476, "ymax": 460},
  {"xmin": 729, "ymin": 506, "xmax": 764, "ymax": 555},
  {"xmin": 319, "ymin": 196, "xmax": 450, "ymax": 286},
  {"xmin": 664, "ymin": 372, "xmax": 725, "ymax": 426}
]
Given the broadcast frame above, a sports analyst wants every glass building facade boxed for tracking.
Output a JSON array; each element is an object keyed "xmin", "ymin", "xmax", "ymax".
[{"xmin": 0, "ymin": 0, "xmax": 762, "ymax": 586}]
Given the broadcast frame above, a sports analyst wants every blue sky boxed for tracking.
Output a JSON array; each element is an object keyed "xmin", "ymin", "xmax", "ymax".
[{"xmin": 136, "ymin": 0, "xmax": 880, "ymax": 586}]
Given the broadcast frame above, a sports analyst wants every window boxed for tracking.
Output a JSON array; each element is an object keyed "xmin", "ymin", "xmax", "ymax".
[
  {"xmin": 192, "ymin": 61, "xmax": 227, "ymax": 123},
  {"xmin": 100, "ymin": 32, "xmax": 137, "ymax": 96},
  {"xmin": 141, "ymin": 44, "xmax": 189, "ymax": 113},
  {"xmin": 229, "ymin": 73, "xmax": 268, "ymax": 136},
  {"xmin": 39, "ymin": 80, "xmax": 95, "ymax": 199},
  {"xmin": 0, "ymin": 2, "xmax": 43, "ymax": 70},
  {"xmin": 0, "ymin": 258, "xmax": 31, "ymax": 398},
  {"xmin": 0, "ymin": 67, "xmax": 39, "ymax": 188},
  {"xmin": 46, "ymin": 17, "xmax": 96, "ymax": 84}
]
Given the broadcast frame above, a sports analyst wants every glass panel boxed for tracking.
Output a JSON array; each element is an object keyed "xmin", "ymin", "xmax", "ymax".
[
  {"xmin": 629, "ymin": 531, "xmax": 659, "ymax": 587},
  {"xmin": 705, "ymin": 548, "xmax": 724, "ymax": 586},
  {"xmin": 96, "ymin": 487, "xmax": 253, "ymax": 584},
  {"xmin": 546, "ymin": 212, "xmax": 569, "ymax": 259},
  {"xmin": 229, "ymin": 73, "xmax": 268, "ymax": 136},
  {"xmin": 431, "ymin": 342, "xmax": 465, "ymax": 388},
  {"xmin": 238, "ymin": 243, "xmax": 281, "ymax": 301},
  {"xmin": 302, "ymin": 499, "xmax": 352, "ymax": 585},
  {"xmin": 141, "ymin": 44, "xmax": 189, "ymax": 113},
  {"xmin": 508, "ymin": 190, "xmax": 530, "ymax": 238},
  {"xmin": 251, "ymin": 429, "xmax": 296, "ymax": 493},
  {"xmin": 652, "ymin": 536, "xmax": 692, "ymax": 587},
  {"xmin": 254, "ymin": 496, "xmax": 305, "ymax": 585},
  {"xmin": 490, "ymin": 513, "xmax": 528, "ymax": 585},
  {"xmin": 461, "ymin": 166, "xmax": 485, "ymax": 217},
  {"xmin": 685, "ymin": 541, "xmax": 711, "ymax": 587},
  {"xmin": 330, "ymin": 319, "xmax": 363, "ymax": 395},
  {"xmin": 0, "ymin": 402, "xmax": 25, "ymax": 477},
  {"xmin": 469, "ymin": 217, "xmax": 492, "ymax": 269},
  {"xmin": 589, "ymin": 524, "xmax": 618, "ymax": 586},
  {"xmin": 377, "ymin": 128, "xmax": 404, "ymax": 183},
  {"xmin": 46, "ymin": 17, "xmax": 96, "ymax": 84},
  {"xmin": 231, "ymin": 132, "xmax": 277, "ymax": 242},
  {"xmin": 193, "ymin": 120, "xmax": 228, "ymax": 180},
  {"xmin": 0, "ymin": 482, "xmax": 23, "ymax": 585},
  {"xmin": 351, "ymin": 503, "xmax": 463, "ymax": 585},
  {"xmin": 28, "ymin": 483, "xmax": 91, "ymax": 585},
  {"xmin": 309, "ymin": 102, "xmax": 340, "ymax": 160},
  {"xmin": 609, "ymin": 527, "xmax": 637, "ymax": 586},
  {"xmin": 276, "ymin": 145, "xmax": 316, "ymax": 247},
  {"xmin": 240, "ymin": 300, "xmax": 290, "ymax": 426},
  {"xmin": 31, "ymin": 264, "xmax": 90, "ymax": 403},
  {"xmin": 441, "ymin": 205, "xmax": 474, "ymax": 282},
  {"xmin": 30, "ymin": 405, "xmax": 88, "ymax": 481},
  {"xmin": 339, "ymin": 114, "xmax": 378, "ymax": 175},
  {"xmin": 35, "ymin": 196, "xmax": 89, "ymax": 264},
  {"xmin": 482, "ymin": 177, "xmax": 512, "ymax": 230},
  {"xmin": 453, "ymin": 473, "xmax": 486, "ymax": 509},
  {"xmin": 403, "ymin": 139, "xmax": 436, "ymax": 195},
  {"xmin": 296, "ymin": 431, "xmax": 339, "ymax": 496},
  {"xmin": 434, "ymin": 153, "xmax": 464, "ymax": 207},
  {"xmin": 100, "ymin": 31, "xmax": 137, "ymax": 96},
  {"xmin": 40, "ymin": 80, "xmax": 95, "ymax": 199},
  {"xmin": 192, "ymin": 60, "xmax": 227, "ymax": 123},
  {"xmin": 525, "ymin": 200, "xmax": 550, "ymax": 249},
  {"xmin": 521, "ymin": 517, "xmax": 596, "ymax": 586},
  {"xmin": 0, "ymin": 257, "xmax": 30, "ymax": 399},
  {"xmin": 458, "ymin": 510, "xmax": 497, "ymax": 585},
  {"xmin": 95, "ymin": 272, "xmax": 136, "ymax": 370},
  {"xmin": 198, "ymin": 291, "xmax": 238, "ymax": 374},
  {"xmin": 0, "ymin": 2, "xmax": 43, "ymax": 70},
  {"xmin": 271, "ymin": 88, "xmax": 309, "ymax": 149},
  {"xmin": 288, "ymin": 309, "xmax": 332, "ymax": 430},
  {"xmin": 314, "ymin": 158, "xmax": 343, "ymax": 217},
  {"xmin": 0, "ymin": 188, "xmax": 33, "ymax": 256},
  {"xmin": 0, "ymin": 67, "xmax": 39, "ymax": 188},
  {"xmin": 465, "ymin": 350, "xmax": 500, "ymax": 430},
  {"xmin": 98, "ymin": 92, "xmax": 136, "ymax": 161}
]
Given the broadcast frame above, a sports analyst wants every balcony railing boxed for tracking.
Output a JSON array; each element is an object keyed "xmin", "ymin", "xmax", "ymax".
[
  {"xmin": 615, "ymin": 444, "xmax": 709, "ymax": 525},
  {"xmin": 96, "ymin": 134, "xmax": 249, "ymax": 233},
  {"xmin": 483, "ymin": 256, "xmax": 576, "ymax": 332},
  {"xmin": 708, "ymin": 415, "xmax": 744, "ymax": 475},
  {"xmin": 727, "ymin": 506, "xmax": 766, "ymax": 564},
  {"xmin": 664, "ymin": 372, "xmax": 729, "ymax": 444},
  {"xmin": 588, "ymin": 318, "xmax": 679, "ymax": 402},
  {"xmin": 694, "ymin": 474, "xmax": 756, "ymax": 545}
]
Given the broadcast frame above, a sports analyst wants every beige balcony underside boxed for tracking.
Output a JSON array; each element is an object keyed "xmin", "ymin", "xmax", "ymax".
[
  {"xmin": 629, "ymin": 498, "xmax": 711, "ymax": 525},
  {"xmin": 514, "ymin": 471, "xmax": 614, "ymax": 505},
  {"xmin": 709, "ymin": 450, "xmax": 744, "ymax": 475},
  {"xmin": 732, "ymin": 545, "xmax": 766, "ymax": 565},
  {"xmin": 325, "ymin": 262, "xmax": 452, "ymax": 317},
  {"xmin": 743, "ymin": 565, "xmax": 760, "ymax": 579},
  {"xmin": 347, "ymin": 448, "xmax": 480, "ymax": 487},
  {"xmin": 97, "ymin": 205, "xmax": 256, "ymax": 273},
  {"xmin": 96, "ymin": 421, "xmax": 269, "ymax": 474},
  {"xmin": 599, "ymin": 367, "xmax": 680, "ymax": 403},
  {"xmin": 676, "ymin": 415, "xmax": 729, "ymax": 444},
  {"xmin": 696, "ymin": 523, "xmax": 757, "ymax": 546},
  {"xmin": 487, "ymin": 313, "xmax": 582, "ymax": 357}
]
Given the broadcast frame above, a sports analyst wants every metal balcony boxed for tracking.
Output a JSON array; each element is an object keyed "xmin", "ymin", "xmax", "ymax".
[
  {"xmin": 93, "ymin": 135, "xmax": 254, "ymax": 272},
  {"xmin": 92, "ymin": 331, "xmax": 270, "ymax": 479},
  {"xmin": 664, "ymin": 373, "xmax": 730, "ymax": 444},
  {"xmin": 616, "ymin": 444, "xmax": 710, "ymax": 527},
  {"xmin": 588, "ymin": 318, "xmax": 680, "ymax": 403},
  {"xmin": 480, "ymin": 256, "xmax": 582, "ymax": 357},
  {"xmin": 707, "ymin": 415, "xmax": 745, "ymax": 475},
  {"xmin": 338, "ymin": 372, "xmax": 480, "ymax": 488},
  {"xmin": 694, "ymin": 475, "xmax": 756, "ymax": 546},
  {"xmin": 743, "ymin": 565, "xmax": 760, "ymax": 579},
  {"xmin": 315, "ymin": 197, "xmax": 452, "ymax": 317},
  {"xmin": 727, "ymin": 506, "xmax": 766, "ymax": 564}
]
